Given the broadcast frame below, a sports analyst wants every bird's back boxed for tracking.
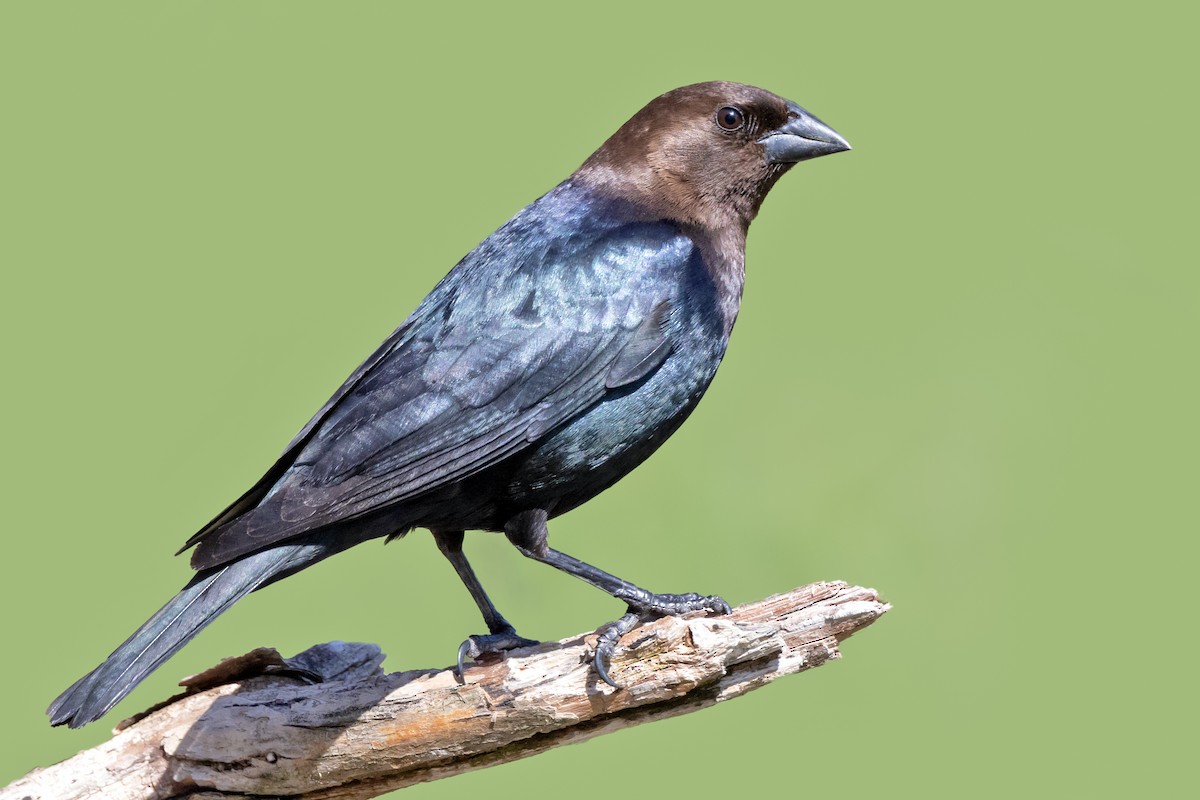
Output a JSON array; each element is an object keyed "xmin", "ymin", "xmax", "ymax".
[{"xmin": 185, "ymin": 181, "xmax": 734, "ymax": 567}]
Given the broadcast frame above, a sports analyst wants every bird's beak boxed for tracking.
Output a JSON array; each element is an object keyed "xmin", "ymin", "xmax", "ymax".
[{"xmin": 759, "ymin": 101, "xmax": 851, "ymax": 165}]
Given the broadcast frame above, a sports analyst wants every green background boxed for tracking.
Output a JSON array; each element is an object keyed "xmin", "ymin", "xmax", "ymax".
[{"xmin": 2, "ymin": 1, "xmax": 1195, "ymax": 797}]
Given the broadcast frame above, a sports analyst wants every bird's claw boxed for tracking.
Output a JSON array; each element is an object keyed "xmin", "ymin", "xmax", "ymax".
[
  {"xmin": 455, "ymin": 627, "xmax": 539, "ymax": 682},
  {"xmin": 592, "ymin": 592, "xmax": 732, "ymax": 688},
  {"xmin": 593, "ymin": 612, "xmax": 640, "ymax": 687}
]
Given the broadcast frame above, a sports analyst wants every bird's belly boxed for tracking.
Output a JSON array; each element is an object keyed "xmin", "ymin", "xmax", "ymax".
[{"xmin": 503, "ymin": 344, "xmax": 723, "ymax": 516}]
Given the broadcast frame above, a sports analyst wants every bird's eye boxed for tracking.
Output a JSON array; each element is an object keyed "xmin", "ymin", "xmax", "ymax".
[{"xmin": 716, "ymin": 106, "xmax": 745, "ymax": 131}]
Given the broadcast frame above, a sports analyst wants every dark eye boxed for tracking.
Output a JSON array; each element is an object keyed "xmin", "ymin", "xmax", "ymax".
[{"xmin": 716, "ymin": 106, "xmax": 745, "ymax": 131}]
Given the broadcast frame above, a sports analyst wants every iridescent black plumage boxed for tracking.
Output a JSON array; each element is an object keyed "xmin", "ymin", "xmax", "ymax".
[{"xmin": 49, "ymin": 82, "xmax": 849, "ymax": 727}]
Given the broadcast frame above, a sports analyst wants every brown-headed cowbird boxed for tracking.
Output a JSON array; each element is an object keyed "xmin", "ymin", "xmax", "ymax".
[{"xmin": 48, "ymin": 82, "xmax": 849, "ymax": 727}]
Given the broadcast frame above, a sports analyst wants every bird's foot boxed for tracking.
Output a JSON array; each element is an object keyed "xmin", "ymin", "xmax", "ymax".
[
  {"xmin": 593, "ymin": 592, "xmax": 732, "ymax": 687},
  {"xmin": 455, "ymin": 626, "xmax": 539, "ymax": 681}
]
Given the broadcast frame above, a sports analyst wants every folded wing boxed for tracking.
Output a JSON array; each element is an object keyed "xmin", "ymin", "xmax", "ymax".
[{"xmin": 186, "ymin": 213, "xmax": 692, "ymax": 570}]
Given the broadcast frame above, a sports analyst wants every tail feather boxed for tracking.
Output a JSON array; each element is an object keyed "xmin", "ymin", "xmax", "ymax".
[{"xmin": 48, "ymin": 538, "xmax": 336, "ymax": 728}]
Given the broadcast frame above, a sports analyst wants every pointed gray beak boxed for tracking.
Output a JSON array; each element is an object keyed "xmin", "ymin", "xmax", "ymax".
[{"xmin": 759, "ymin": 101, "xmax": 851, "ymax": 164}]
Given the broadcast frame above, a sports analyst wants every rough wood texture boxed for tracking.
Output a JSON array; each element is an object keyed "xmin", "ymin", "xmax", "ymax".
[{"xmin": 3, "ymin": 581, "xmax": 888, "ymax": 800}]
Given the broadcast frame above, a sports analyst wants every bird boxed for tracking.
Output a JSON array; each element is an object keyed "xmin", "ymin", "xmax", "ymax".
[{"xmin": 47, "ymin": 81, "xmax": 850, "ymax": 728}]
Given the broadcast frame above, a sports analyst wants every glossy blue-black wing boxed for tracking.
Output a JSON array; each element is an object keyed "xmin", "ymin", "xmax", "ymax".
[{"xmin": 187, "ymin": 219, "xmax": 691, "ymax": 570}]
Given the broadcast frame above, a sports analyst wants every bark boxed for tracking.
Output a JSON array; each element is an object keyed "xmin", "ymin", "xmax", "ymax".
[{"xmin": 3, "ymin": 581, "xmax": 889, "ymax": 800}]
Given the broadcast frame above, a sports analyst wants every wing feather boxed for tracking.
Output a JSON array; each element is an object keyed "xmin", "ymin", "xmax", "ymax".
[{"xmin": 187, "ymin": 197, "xmax": 694, "ymax": 570}]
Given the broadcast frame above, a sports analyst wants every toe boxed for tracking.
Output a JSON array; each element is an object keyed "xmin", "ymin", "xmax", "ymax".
[
  {"xmin": 455, "ymin": 630, "xmax": 540, "ymax": 680},
  {"xmin": 593, "ymin": 644, "xmax": 621, "ymax": 688}
]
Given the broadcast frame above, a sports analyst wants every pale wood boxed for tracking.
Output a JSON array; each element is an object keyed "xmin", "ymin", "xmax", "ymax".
[{"xmin": 3, "ymin": 581, "xmax": 889, "ymax": 800}]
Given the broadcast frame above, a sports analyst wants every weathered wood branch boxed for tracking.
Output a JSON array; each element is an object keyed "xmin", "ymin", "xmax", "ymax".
[{"xmin": 3, "ymin": 581, "xmax": 889, "ymax": 800}]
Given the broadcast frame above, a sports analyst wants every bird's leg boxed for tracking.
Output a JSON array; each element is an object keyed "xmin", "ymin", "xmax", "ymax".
[
  {"xmin": 503, "ymin": 510, "xmax": 731, "ymax": 687},
  {"xmin": 432, "ymin": 530, "xmax": 538, "ymax": 680}
]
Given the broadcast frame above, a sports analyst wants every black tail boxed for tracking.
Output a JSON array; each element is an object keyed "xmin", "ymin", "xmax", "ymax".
[{"xmin": 48, "ymin": 537, "xmax": 340, "ymax": 728}]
